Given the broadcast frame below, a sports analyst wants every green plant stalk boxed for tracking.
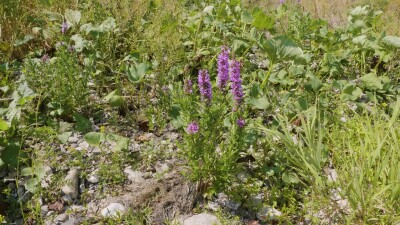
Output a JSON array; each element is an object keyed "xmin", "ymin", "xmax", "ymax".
[{"xmin": 261, "ymin": 62, "xmax": 274, "ymax": 89}]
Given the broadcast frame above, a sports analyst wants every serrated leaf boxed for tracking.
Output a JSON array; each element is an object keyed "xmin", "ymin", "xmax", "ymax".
[
  {"xmin": 249, "ymin": 97, "xmax": 271, "ymax": 110},
  {"xmin": 73, "ymin": 113, "xmax": 92, "ymax": 133},
  {"xmin": 65, "ymin": 9, "xmax": 81, "ymax": 25},
  {"xmin": 84, "ymin": 132, "xmax": 106, "ymax": 146}
]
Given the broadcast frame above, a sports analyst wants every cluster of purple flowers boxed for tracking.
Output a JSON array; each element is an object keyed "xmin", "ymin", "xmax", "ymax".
[
  {"xmin": 217, "ymin": 46, "xmax": 230, "ymax": 89},
  {"xmin": 229, "ymin": 59, "xmax": 244, "ymax": 106},
  {"xmin": 187, "ymin": 121, "xmax": 199, "ymax": 134},
  {"xmin": 198, "ymin": 69, "xmax": 212, "ymax": 101},
  {"xmin": 61, "ymin": 22, "xmax": 69, "ymax": 34}
]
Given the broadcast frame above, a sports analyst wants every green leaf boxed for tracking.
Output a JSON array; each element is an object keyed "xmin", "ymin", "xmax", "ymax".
[
  {"xmin": 104, "ymin": 90, "xmax": 124, "ymax": 107},
  {"xmin": 282, "ymin": 172, "xmax": 299, "ymax": 184},
  {"xmin": 0, "ymin": 158, "xmax": 3, "ymax": 167},
  {"xmin": 241, "ymin": 10, "xmax": 253, "ymax": 24},
  {"xmin": 21, "ymin": 167, "xmax": 33, "ymax": 177},
  {"xmin": 106, "ymin": 134, "xmax": 130, "ymax": 152},
  {"xmin": 306, "ymin": 77, "xmax": 323, "ymax": 92},
  {"xmin": 57, "ymin": 131, "xmax": 72, "ymax": 144},
  {"xmin": 14, "ymin": 35, "xmax": 34, "ymax": 46},
  {"xmin": 73, "ymin": 113, "xmax": 92, "ymax": 133},
  {"xmin": 84, "ymin": 132, "xmax": 106, "ymax": 146},
  {"xmin": 360, "ymin": 73, "xmax": 383, "ymax": 90},
  {"xmin": 249, "ymin": 97, "xmax": 271, "ymax": 110},
  {"xmin": 252, "ymin": 8, "xmax": 274, "ymax": 30},
  {"xmin": 223, "ymin": 117, "xmax": 232, "ymax": 128},
  {"xmin": 382, "ymin": 36, "xmax": 400, "ymax": 48},
  {"xmin": 260, "ymin": 35, "xmax": 303, "ymax": 63},
  {"xmin": 71, "ymin": 34, "xmax": 85, "ymax": 52},
  {"xmin": 65, "ymin": 9, "xmax": 81, "ymax": 25},
  {"xmin": 127, "ymin": 62, "xmax": 149, "ymax": 83},
  {"xmin": 99, "ymin": 17, "xmax": 116, "ymax": 32},
  {"xmin": 0, "ymin": 119, "xmax": 9, "ymax": 131},
  {"xmin": 25, "ymin": 178, "xmax": 39, "ymax": 194}
]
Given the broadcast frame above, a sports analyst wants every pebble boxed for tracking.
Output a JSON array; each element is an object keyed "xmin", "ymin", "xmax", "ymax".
[
  {"xmin": 256, "ymin": 206, "xmax": 282, "ymax": 221},
  {"xmin": 216, "ymin": 193, "xmax": 241, "ymax": 210},
  {"xmin": 55, "ymin": 213, "xmax": 68, "ymax": 222},
  {"xmin": 124, "ymin": 167, "xmax": 145, "ymax": 182},
  {"xmin": 68, "ymin": 136, "xmax": 79, "ymax": 143},
  {"xmin": 183, "ymin": 213, "xmax": 221, "ymax": 225},
  {"xmin": 101, "ymin": 203, "xmax": 125, "ymax": 217},
  {"xmin": 61, "ymin": 169, "xmax": 79, "ymax": 200},
  {"xmin": 246, "ymin": 194, "xmax": 263, "ymax": 208},
  {"xmin": 41, "ymin": 205, "xmax": 49, "ymax": 217},
  {"xmin": 87, "ymin": 175, "xmax": 99, "ymax": 184}
]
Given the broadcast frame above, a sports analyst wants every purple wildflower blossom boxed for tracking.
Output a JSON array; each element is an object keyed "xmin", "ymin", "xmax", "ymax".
[
  {"xmin": 61, "ymin": 22, "xmax": 69, "ymax": 34},
  {"xmin": 229, "ymin": 60, "xmax": 244, "ymax": 105},
  {"xmin": 217, "ymin": 46, "xmax": 230, "ymax": 89},
  {"xmin": 279, "ymin": 0, "xmax": 285, "ymax": 4},
  {"xmin": 41, "ymin": 54, "xmax": 50, "ymax": 63},
  {"xmin": 184, "ymin": 79, "xmax": 193, "ymax": 94},
  {"xmin": 237, "ymin": 118, "xmax": 245, "ymax": 128},
  {"xmin": 187, "ymin": 121, "xmax": 199, "ymax": 134},
  {"xmin": 198, "ymin": 69, "xmax": 212, "ymax": 102}
]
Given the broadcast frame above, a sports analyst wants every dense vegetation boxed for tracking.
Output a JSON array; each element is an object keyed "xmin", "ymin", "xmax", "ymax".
[{"xmin": 1, "ymin": 0, "xmax": 400, "ymax": 224}]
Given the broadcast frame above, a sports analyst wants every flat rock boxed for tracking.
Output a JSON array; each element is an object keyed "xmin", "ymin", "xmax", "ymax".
[
  {"xmin": 124, "ymin": 167, "xmax": 145, "ymax": 182},
  {"xmin": 256, "ymin": 206, "xmax": 282, "ymax": 221},
  {"xmin": 61, "ymin": 169, "xmax": 79, "ymax": 200},
  {"xmin": 183, "ymin": 213, "xmax": 221, "ymax": 225},
  {"xmin": 101, "ymin": 203, "xmax": 125, "ymax": 217}
]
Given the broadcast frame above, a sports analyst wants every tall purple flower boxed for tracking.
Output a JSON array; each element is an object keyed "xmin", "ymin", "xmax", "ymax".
[
  {"xmin": 279, "ymin": 0, "xmax": 285, "ymax": 4},
  {"xmin": 230, "ymin": 60, "xmax": 244, "ymax": 105},
  {"xmin": 217, "ymin": 46, "xmax": 230, "ymax": 89},
  {"xmin": 186, "ymin": 121, "xmax": 199, "ymax": 134},
  {"xmin": 198, "ymin": 69, "xmax": 212, "ymax": 102},
  {"xmin": 184, "ymin": 79, "xmax": 193, "ymax": 94},
  {"xmin": 61, "ymin": 22, "xmax": 69, "ymax": 34}
]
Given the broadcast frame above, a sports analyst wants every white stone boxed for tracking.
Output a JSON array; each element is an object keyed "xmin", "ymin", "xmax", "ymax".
[
  {"xmin": 101, "ymin": 203, "xmax": 125, "ymax": 217},
  {"xmin": 256, "ymin": 206, "xmax": 282, "ymax": 221},
  {"xmin": 124, "ymin": 167, "xmax": 145, "ymax": 182},
  {"xmin": 55, "ymin": 213, "xmax": 68, "ymax": 222},
  {"xmin": 183, "ymin": 213, "xmax": 221, "ymax": 225},
  {"xmin": 87, "ymin": 175, "xmax": 99, "ymax": 184},
  {"xmin": 61, "ymin": 169, "xmax": 79, "ymax": 200}
]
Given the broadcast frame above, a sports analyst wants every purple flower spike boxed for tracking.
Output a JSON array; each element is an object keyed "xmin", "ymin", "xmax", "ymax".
[
  {"xmin": 237, "ymin": 118, "xmax": 245, "ymax": 128},
  {"xmin": 198, "ymin": 69, "xmax": 212, "ymax": 102},
  {"xmin": 229, "ymin": 60, "xmax": 244, "ymax": 105},
  {"xmin": 217, "ymin": 46, "xmax": 230, "ymax": 89},
  {"xmin": 61, "ymin": 22, "xmax": 69, "ymax": 34},
  {"xmin": 184, "ymin": 79, "xmax": 193, "ymax": 94},
  {"xmin": 279, "ymin": 0, "xmax": 285, "ymax": 4},
  {"xmin": 187, "ymin": 121, "xmax": 199, "ymax": 134}
]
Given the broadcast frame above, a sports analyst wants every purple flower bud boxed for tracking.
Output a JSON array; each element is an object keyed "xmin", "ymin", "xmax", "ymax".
[
  {"xmin": 184, "ymin": 79, "xmax": 193, "ymax": 94},
  {"xmin": 217, "ymin": 46, "xmax": 230, "ymax": 89},
  {"xmin": 61, "ymin": 22, "xmax": 69, "ymax": 34},
  {"xmin": 41, "ymin": 54, "xmax": 50, "ymax": 63},
  {"xmin": 237, "ymin": 118, "xmax": 245, "ymax": 128},
  {"xmin": 198, "ymin": 69, "xmax": 212, "ymax": 102},
  {"xmin": 229, "ymin": 60, "xmax": 244, "ymax": 106},
  {"xmin": 186, "ymin": 121, "xmax": 199, "ymax": 134}
]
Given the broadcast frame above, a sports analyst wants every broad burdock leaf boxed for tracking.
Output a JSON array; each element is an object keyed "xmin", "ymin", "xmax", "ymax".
[
  {"xmin": 57, "ymin": 132, "xmax": 72, "ymax": 144},
  {"xmin": 248, "ymin": 97, "xmax": 271, "ymax": 110},
  {"xmin": 65, "ymin": 9, "xmax": 81, "ymax": 25},
  {"xmin": 25, "ymin": 178, "xmax": 39, "ymax": 194},
  {"xmin": 252, "ymin": 8, "xmax": 274, "ymax": 30},
  {"xmin": 360, "ymin": 73, "xmax": 383, "ymax": 90},
  {"xmin": 104, "ymin": 90, "xmax": 124, "ymax": 107},
  {"xmin": 241, "ymin": 10, "xmax": 253, "ymax": 24},
  {"xmin": 21, "ymin": 167, "xmax": 34, "ymax": 177},
  {"xmin": 127, "ymin": 62, "xmax": 149, "ymax": 83},
  {"xmin": 260, "ymin": 35, "xmax": 303, "ymax": 64},
  {"xmin": 84, "ymin": 132, "xmax": 106, "ymax": 146},
  {"xmin": 382, "ymin": 36, "xmax": 400, "ymax": 48}
]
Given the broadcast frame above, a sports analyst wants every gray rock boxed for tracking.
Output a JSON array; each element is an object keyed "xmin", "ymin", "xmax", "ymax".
[
  {"xmin": 124, "ymin": 167, "xmax": 145, "ymax": 182},
  {"xmin": 256, "ymin": 206, "xmax": 282, "ymax": 221},
  {"xmin": 246, "ymin": 194, "xmax": 263, "ymax": 208},
  {"xmin": 101, "ymin": 203, "xmax": 125, "ymax": 217},
  {"xmin": 61, "ymin": 169, "xmax": 79, "ymax": 200},
  {"xmin": 183, "ymin": 213, "xmax": 221, "ymax": 225},
  {"xmin": 237, "ymin": 171, "xmax": 250, "ymax": 182},
  {"xmin": 41, "ymin": 205, "xmax": 49, "ymax": 217},
  {"xmin": 155, "ymin": 161, "xmax": 170, "ymax": 173},
  {"xmin": 216, "ymin": 193, "xmax": 241, "ymax": 210},
  {"xmin": 68, "ymin": 136, "xmax": 79, "ymax": 143},
  {"xmin": 61, "ymin": 219, "xmax": 76, "ymax": 225},
  {"xmin": 55, "ymin": 213, "xmax": 69, "ymax": 222},
  {"xmin": 92, "ymin": 147, "xmax": 101, "ymax": 154},
  {"xmin": 87, "ymin": 175, "xmax": 99, "ymax": 184}
]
